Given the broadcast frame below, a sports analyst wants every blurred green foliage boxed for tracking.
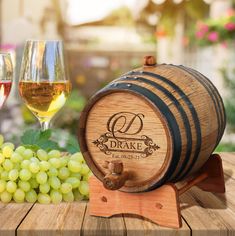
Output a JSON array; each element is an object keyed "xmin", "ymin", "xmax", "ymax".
[
  {"xmin": 66, "ymin": 89, "xmax": 86, "ymax": 112},
  {"xmin": 220, "ymin": 66, "xmax": 235, "ymax": 132},
  {"xmin": 106, "ymin": 6, "xmax": 134, "ymax": 26},
  {"xmin": 140, "ymin": 0, "xmax": 209, "ymax": 36},
  {"xmin": 216, "ymin": 65, "xmax": 235, "ymax": 152},
  {"xmin": 216, "ymin": 142, "xmax": 235, "ymax": 152},
  {"xmin": 18, "ymin": 128, "xmax": 79, "ymax": 153}
]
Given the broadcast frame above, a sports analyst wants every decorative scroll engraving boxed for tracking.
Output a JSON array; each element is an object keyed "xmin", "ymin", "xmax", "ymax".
[
  {"xmin": 93, "ymin": 112, "xmax": 160, "ymax": 159},
  {"xmin": 141, "ymin": 135, "xmax": 160, "ymax": 157},
  {"xmin": 93, "ymin": 133, "xmax": 112, "ymax": 155}
]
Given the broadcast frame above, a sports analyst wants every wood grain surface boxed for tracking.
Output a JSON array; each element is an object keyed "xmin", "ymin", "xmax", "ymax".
[
  {"xmin": 85, "ymin": 91, "xmax": 171, "ymax": 192},
  {"xmin": 0, "ymin": 203, "xmax": 33, "ymax": 236},
  {"xmin": 89, "ymin": 175, "xmax": 182, "ymax": 228},
  {"xmin": 79, "ymin": 63, "xmax": 226, "ymax": 192},
  {"xmin": 18, "ymin": 202, "xmax": 86, "ymax": 236},
  {"xmin": 0, "ymin": 152, "xmax": 234, "ymax": 236}
]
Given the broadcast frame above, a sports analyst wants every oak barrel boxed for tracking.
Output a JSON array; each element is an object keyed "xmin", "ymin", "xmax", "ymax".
[{"xmin": 78, "ymin": 56, "xmax": 226, "ymax": 193}]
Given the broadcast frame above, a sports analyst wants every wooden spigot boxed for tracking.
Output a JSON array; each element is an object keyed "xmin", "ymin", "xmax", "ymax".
[
  {"xmin": 102, "ymin": 160, "xmax": 130, "ymax": 190},
  {"xmin": 143, "ymin": 55, "xmax": 157, "ymax": 66}
]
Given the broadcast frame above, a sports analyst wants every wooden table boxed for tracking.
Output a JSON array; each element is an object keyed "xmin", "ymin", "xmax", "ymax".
[{"xmin": 0, "ymin": 152, "xmax": 235, "ymax": 236}]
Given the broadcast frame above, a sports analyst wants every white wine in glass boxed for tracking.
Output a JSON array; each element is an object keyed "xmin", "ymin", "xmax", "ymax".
[
  {"xmin": 0, "ymin": 53, "xmax": 13, "ymax": 109},
  {"xmin": 19, "ymin": 40, "xmax": 71, "ymax": 131}
]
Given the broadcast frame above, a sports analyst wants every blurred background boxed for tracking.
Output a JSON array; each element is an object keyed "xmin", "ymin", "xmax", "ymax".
[{"xmin": 0, "ymin": 0, "xmax": 235, "ymax": 151}]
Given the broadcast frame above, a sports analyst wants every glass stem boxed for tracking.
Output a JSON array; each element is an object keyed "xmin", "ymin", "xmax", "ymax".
[{"xmin": 40, "ymin": 121, "xmax": 50, "ymax": 131}]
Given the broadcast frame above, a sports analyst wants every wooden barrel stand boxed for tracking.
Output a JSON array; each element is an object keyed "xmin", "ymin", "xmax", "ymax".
[
  {"xmin": 79, "ymin": 56, "xmax": 227, "ymax": 228},
  {"xmin": 88, "ymin": 154, "xmax": 225, "ymax": 228}
]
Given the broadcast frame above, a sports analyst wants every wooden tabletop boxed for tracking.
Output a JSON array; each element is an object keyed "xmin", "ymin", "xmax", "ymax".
[{"xmin": 0, "ymin": 152, "xmax": 235, "ymax": 236}]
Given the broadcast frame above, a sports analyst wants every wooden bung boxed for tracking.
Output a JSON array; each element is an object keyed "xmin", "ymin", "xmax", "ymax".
[
  {"xmin": 78, "ymin": 55, "xmax": 226, "ymax": 192},
  {"xmin": 143, "ymin": 55, "xmax": 157, "ymax": 66}
]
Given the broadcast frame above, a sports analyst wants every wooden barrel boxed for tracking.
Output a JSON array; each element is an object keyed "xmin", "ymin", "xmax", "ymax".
[{"xmin": 78, "ymin": 56, "xmax": 226, "ymax": 193}]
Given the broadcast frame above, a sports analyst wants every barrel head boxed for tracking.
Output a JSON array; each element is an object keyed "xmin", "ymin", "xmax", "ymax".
[{"xmin": 82, "ymin": 90, "xmax": 172, "ymax": 192}]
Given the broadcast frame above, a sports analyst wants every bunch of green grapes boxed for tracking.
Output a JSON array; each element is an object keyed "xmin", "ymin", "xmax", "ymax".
[{"xmin": 0, "ymin": 134, "xmax": 92, "ymax": 204}]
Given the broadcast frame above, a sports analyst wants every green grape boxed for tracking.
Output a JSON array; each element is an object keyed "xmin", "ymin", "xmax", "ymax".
[
  {"xmin": 2, "ymin": 142, "xmax": 15, "ymax": 150},
  {"xmin": 3, "ymin": 159, "xmax": 13, "ymax": 171},
  {"xmin": 83, "ymin": 172, "xmax": 93, "ymax": 181},
  {"xmin": 15, "ymin": 146, "xmax": 26, "ymax": 155},
  {"xmin": 63, "ymin": 191, "xmax": 74, "ymax": 202},
  {"xmin": 29, "ymin": 178, "xmax": 39, "ymax": 189},
  {"xmin": 29, "ymin": 162, "xmax": 40, "ymax": 173},
  {"xmin": 79, "ymin": 181, "xmax": 89, "ymax": 196},
  {"xmin": 23, "ymin": 149, "xmax": 34, "ymax": 159},
  {"xmin": 73, "ymin": 189, "xmax": 84, "ymax": 201},
  {"xmin": 80, "ymin": 164, "xmax": 90, "ymax": 175},
  {"xmin": 30, "ymin": 157, "xmax": 39, "ymax": 163},
  {"xmin": 82, "ymin": 175, "xmax": 88, "ymax": 181},
  {"xmin": 18, "ymin": 180, "xmax": 31, "ymax": 192},
  {"xmin": 0, "ymin": 191, "xmax": 12, "ymax": 203},
  {"xmin": 58, "ymin": 167, "xmax": 70, "ymax": 180},
  {"xmin": 39, "ymin": 161, "xmax": 50, "ymax": 171},
  {"xmin": 60, "ymin": 183, "xmax": 72, "ymax": 194},
  {"xmin": 31, "ymin": 173, "xmax": 37, "ymax": 179},
  {"xmin": 2, "ymin": 145, "xmax": 14, "ymax": 158},
  {"xmin": 25, "ymin": 189, "xmax": 37, "ymax": 203},
  {"xmin": 65, "ymin": 177, "xmax": 80, "ymax": 189},
  {"xmin": 49, "ymin": 158, "xmax": 61, "ymax": 169},
  {"xmin": 36, "ymin": 172, "xmax": 48, "ymax": 184},
  {"xmin": 47, "ymin": 167, "xmax": 58, "ymax": 177},
  {"xmin": 0, "ymin": 134, "xmax": 4, "ymax": 147},
  {"xmin": 0, "ymin": 153, "xmax": 5, "ymax": 164},
  {"xmin": 39, "ymin": 183, "xmax": 50, "ymax": 193},
  {"xmin": 60, "ymin": 157, "xmax": 69, "ymax": 167},
  {"xmin": 1, "ymin": 171, "xmax": 9, "ymax": 180},
  {"xmin": 6, "ymin": 181, "xmax": 17, "ymax": 193},
  {"xmin": 21, "ymin": 160, "xmax": 30, "ymax": 169},
  {"xmin": 48, "ymin": 150, "xmax": 61, "ymax": 159},
  {"xmin": 8, "ymin": 169, "xmax": 19, "ymax": 181},
  {"xmin": 50, "ymin": 190, "xmax": 62, "ymax": 204},
  {"xmin": 68, "ymin": 160, "xmax": 82, "ymax": 173},
  {"xmin": 70, "ymin": 152, "xmax": 84, "ymax": 163},
  {"xmin": 13, "ymin": 189, "xmax": 25, "ymax": 203},
  {"xmin": 0, "ymin": 140, "xmax": 90, "ymax": 203},
  {"xmin": 70, "ymin": 172, "xmax": 82, "ymax": 180},
  {"xmin": 0, "ymin": 180, "xmax": 6, "ymax": 193},
  {"xmin": 37, "ymin": 149, "xmax": 48, "ymax": 161},
  {"xmin": 10, "ymin": 152, "xmax": 23, "ymax": 163},
  {"xmin": 49, "ymin": 176, "xmax": 61, "ymax": 190},
  {"xmin": 14, "ymin": 163, "xmax": 21, "ymax": 170},
  {"xmin": 38, "ymin": 193, "xmax": 51, "ymax": 204},
  {"xmin": 19, "ymin": 169, "xmax": 32, "ymax": 181}
]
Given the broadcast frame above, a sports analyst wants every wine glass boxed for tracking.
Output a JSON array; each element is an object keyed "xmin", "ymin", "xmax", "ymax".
[
  {"xmin": 0, "ymin": 53, "xmax": 13, "ymax": 109},
  {"xmin": 19, "ymin": 40, "xmax": 71, "ymax": 131}
]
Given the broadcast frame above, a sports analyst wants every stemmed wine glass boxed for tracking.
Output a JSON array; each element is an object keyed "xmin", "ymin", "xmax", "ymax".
[
  {"xmin": 0, "ymin": 53, "xmax": 13, "ymax": 109},
  {"xmin": 19, "ymin": 40, "xmax": 71, "ymax": 131}
]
